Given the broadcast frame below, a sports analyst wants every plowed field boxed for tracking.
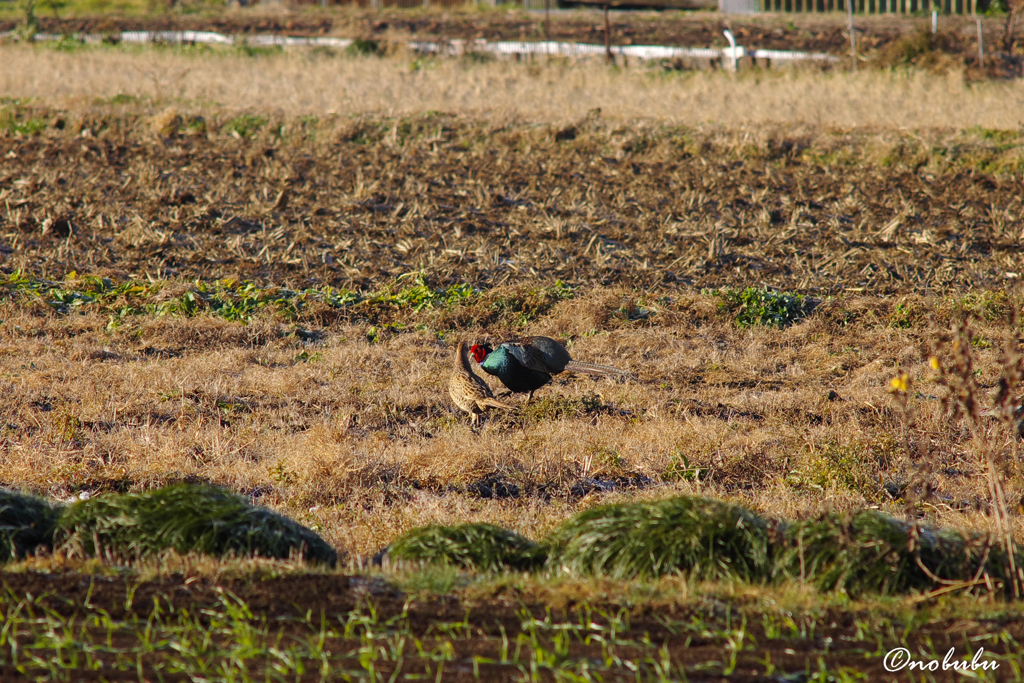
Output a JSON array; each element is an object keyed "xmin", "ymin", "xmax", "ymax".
[{"xmin": 3, "ymin": 115, "xmax": 1022, "ymax": 294}]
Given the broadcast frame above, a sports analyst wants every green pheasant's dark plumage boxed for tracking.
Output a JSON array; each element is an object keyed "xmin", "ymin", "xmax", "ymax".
[{"xmin": 470, "ymin": 336, "xmax": 633, "ymax": 400}]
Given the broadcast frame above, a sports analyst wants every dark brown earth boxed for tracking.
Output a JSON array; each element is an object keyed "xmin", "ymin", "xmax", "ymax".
[
  {"xmin": 2, "ymin": 115, "xmax": 1022, "ymax": 298},
  {"xmin": 1, "ymin": 569, "xmax": 1021, "ymax": 682}
]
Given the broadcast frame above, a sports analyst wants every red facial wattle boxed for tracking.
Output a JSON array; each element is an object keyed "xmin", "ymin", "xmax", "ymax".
[{"xmin": 469, "ymin": 345, "xmax": 487, "ymax": 363}]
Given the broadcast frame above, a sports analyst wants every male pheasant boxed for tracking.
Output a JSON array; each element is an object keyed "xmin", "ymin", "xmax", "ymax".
[
  {"xmin": 470, "ymin": 336, "xmax": 634, "ymax": 401},
  {"xmin": 449, "ymin": 341, "xmax": 512, "ymax": 425}
]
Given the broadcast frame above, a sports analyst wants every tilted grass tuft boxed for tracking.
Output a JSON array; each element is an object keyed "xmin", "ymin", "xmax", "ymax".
[
  {"xmin": 776, "ymin": 509, "xmax": 1024, "ymax": 597},
  {"xmin": 56, "ymin": 484, "xmax": 337, "ymax": 566},
  {"xmin": 545, "ymin": 496, "xmax": 774, "ymax": 581},
  {"xmin": 385, "ymin": 523, "xmax": 546, "ymax": 572},
  {"xmin": 519, "ymin": 392, "xmax": 606, "ymax": 423},
  {"xmin": 713, "ymin": 287, "xmax": 814, "ymax": 328},
  {"xmin": 0, "ymin": 489, "xmax": 63, "ymax": 563}
]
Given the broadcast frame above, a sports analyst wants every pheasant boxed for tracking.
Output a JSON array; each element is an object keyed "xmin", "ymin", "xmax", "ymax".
[
  {"xmin": 449, "ymin": 341, "xmax": 512, "ymax": 425},
  {"xmin": 469, "ymin": 336, "xmax": 634, "ymax": 401}
]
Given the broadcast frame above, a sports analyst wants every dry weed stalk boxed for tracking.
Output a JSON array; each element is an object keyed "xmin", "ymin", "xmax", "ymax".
[{"xmin": 929, "ymin": 313, "xmax": 1024, "ymax": 597}]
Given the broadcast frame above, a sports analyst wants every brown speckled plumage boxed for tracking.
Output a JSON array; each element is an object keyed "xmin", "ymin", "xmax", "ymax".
[{"xmin": 449, "ymin": 342, "xmax": 512, "ymax": 425}]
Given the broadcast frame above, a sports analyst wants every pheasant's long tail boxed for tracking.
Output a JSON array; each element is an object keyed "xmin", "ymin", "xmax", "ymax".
[
  {"xmin": 478, "ymin": 397, "xmax": 513, "ymax": 410},
  {"xmin": 565, "ymin": 360, "xmax": 637, "ymax": 380}
]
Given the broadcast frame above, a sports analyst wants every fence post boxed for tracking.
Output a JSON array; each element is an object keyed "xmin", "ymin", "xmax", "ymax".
[
  {"xmin": 977, "ymin": 17, "xmax": 983, "ymax": 62},
  {"xmin": 847, "ymin": 0, "xmax": 857, "ymax": 71},
  {"xmin": 604, "ymin": 5, "xmax": 612, "ymax": 63}
]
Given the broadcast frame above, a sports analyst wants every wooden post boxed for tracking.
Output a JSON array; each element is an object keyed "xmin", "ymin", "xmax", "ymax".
[
  {"xmin": 545, "ymin": 0, "xmax": 550, "ymax": 42},
  {"xmin": 604, "ymin": 5, "xmax": 612, "ymax": 63},
  {"xmin": 848, "ymin": 0, "xmax": 857, "ymax": 71},
  {"xmin": 977, "ymin": 17, "xmax": 984, "ymax": 62}
]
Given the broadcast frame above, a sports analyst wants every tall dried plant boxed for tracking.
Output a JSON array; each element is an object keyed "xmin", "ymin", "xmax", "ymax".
[{"xmin": 929, "ymin": 312, "xmax": 1024, "ymax": 598}]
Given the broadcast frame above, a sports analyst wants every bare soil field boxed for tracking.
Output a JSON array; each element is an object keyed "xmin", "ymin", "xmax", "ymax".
[
  {"xmin": 2, "ymin": 48, "xmax": 1024, "ymax": 678},
  {"xmin": 2, "ymin": 112, "xmax": 1022, "ymax": 293},
  {"xmin": 1, "ymin": 564, "xmax": 1023, "ymax": 681}
]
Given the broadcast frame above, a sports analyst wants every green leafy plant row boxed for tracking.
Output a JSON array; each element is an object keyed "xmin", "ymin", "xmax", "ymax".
[
  {"xmin": 5, "ymin": 271, "xmax": 825, "ymax": 331},
  {"xmin": 384, "ymin": 497, "xmax": 1024, "ymax": 599},
  {"xmin": 0, "ymin": 270, "xmax": 488, "ymax": 324}
]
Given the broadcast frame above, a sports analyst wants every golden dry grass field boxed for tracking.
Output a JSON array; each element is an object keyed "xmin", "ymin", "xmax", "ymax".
[{"xmin": 2, "ymin": 35, "xmax": 1024, "ymax": 680}]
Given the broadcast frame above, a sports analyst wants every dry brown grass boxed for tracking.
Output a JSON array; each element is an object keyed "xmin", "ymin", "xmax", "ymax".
[
  {"xmin": 1, "ymin": 54, "xmax": 1023, "ymax": 565},
  {"xmin": 1, "ymin": 44, "xmax": 1023, "ymax": 127},
  {"xmin": 2, "ymin": 288, "xmax": 1023, "ymax": 558}
]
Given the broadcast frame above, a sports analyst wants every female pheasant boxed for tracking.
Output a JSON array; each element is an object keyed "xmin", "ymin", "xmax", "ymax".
[
  {"xmin": 469, "ymin": 336, "xmax": 634, "ymax": 401},
  {"xmin": 449, "ymin": 341, "xmax": 512, "ymax": 425}
]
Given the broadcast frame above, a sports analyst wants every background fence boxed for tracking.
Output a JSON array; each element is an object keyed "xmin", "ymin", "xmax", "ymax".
[
  {"xmin": 298, "ymin": 0, "xmax": 996, "ymax": 12},
  {"xmin": 760, "ymin": 0, "xmax": 993, "ymax": 12}
]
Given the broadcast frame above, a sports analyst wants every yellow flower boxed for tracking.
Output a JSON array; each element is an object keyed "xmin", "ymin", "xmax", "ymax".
[
  {"xmin": 889, "ymin": 373, "xmax": 910, "ymax": 393},
  {"xmin": 929, "ymin": 356, "xmax": 940, "ymax": 371}
]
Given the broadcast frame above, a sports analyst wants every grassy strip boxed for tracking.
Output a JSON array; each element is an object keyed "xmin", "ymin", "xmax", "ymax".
[
  {"xmin": 386, "ymin": 496, "xmax": 1024, "ymax": 598},
  {"xmin": 3, "ymin": 269, "xmax": 817, "ymax": 331},
  {"xmin": 0, "ymin": 484, "xmax": 335, "ymax": 566},
  {"xmin": 1, "ymin": 270, "xmax": 579, "ymax": 328},
  {"xmin": 4, "ymin": 102, "xmax": 1024, "ymax": 174},
  {"xmin": 1, "ymin": 270, "xmax": 479, "ymax": 322}
]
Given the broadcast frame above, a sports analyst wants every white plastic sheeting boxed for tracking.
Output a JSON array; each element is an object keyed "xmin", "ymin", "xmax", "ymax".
[{"xmin": 0, "ymin": 30, "xmax": 839, "ymax": 63}]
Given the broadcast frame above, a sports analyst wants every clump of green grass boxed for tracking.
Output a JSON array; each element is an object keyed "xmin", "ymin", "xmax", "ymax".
[
  {"xmin": 236, "ymin": 44, "xmax": 283, "ymax": 58},
  {"xmin": 0, "ymin": 490, "xmax": 63, "ymax": 563},
  {"xmin": 545, "ymin": 496, "xmax": 774, "ymax": 581},
  {"xmin": 796, "ymin": 437, "xmax": 899, "ymax": 499},
  {"xmin": 56, "ymin": 484, "xmax": 337, "ymax": 566},
  {"xmin": 776, "ymin": 510, "xmax": 1024, "ymax": 597},
  {"xmin": 368, "ymin": 273, "xmax": 478, "ymax": 313},
  {"xmin": 713, "ymin": 287, "xmax": 812, "ymax": 328},
  {"xmin": 519, "ymin": 392, "xmax": 605, "ymax": 423},
  {"xmin": 224, "ymin": 114, "xmax": 267, "ymax": 139},
  {"xmin": 385, "ymin": 523, "xmax": 546, "ymax": 572},
  {"xmin": 346, "ymin": 39, "xmax": 382, "ymax": 57},
  {"xmin": 486, "ymin": 280, "xmax": 576, "ymax": 327},
  {"xmin": 0, "ymin": 100, "xmax": 49, "ymax": 136}
]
